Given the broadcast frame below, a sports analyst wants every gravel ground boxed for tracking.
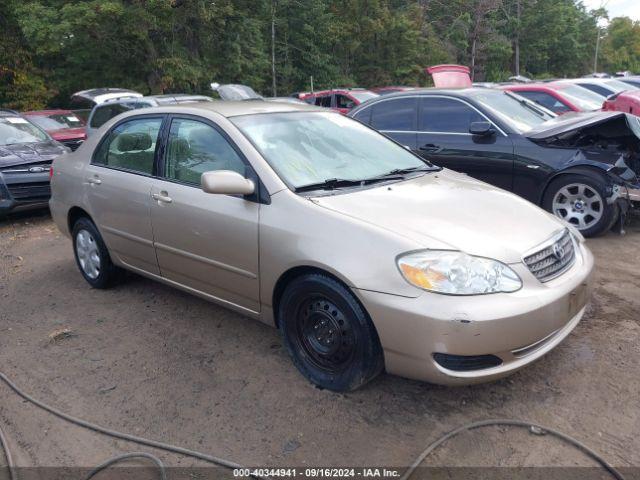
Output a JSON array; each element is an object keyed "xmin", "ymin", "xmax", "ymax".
[{"xmin": 0, "ymin": 210, "xmax": 639, "ymax": 479}]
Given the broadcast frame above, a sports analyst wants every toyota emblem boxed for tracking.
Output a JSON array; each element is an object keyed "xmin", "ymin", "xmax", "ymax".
[{"xmin": 553, "ymin": 243, "xmax": 565, "ymax": 260}]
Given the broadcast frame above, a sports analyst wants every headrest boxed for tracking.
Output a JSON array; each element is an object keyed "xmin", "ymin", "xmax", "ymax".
[
  {"xmin": 168, "ymin": 136, "xmax": 190, "ymax": 158},
  {"xmin": 117, "ymin": 132, "xmax": 152, "ymax": 152}
]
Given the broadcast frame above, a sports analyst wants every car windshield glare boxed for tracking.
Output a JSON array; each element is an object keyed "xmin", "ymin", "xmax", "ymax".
[
  {"xmin": 557, "ymin": 85, "xmax": 603, "ymax": 111},
  {"xmin": 0, "ymin": 117, "xmax": 50, "ymax": 145},
  {"xmin": 28, "ymin": 113, "xmax": 84, "ymax": 130},
  {"xmin": 472, "ymin": 90, "xmax": 550, "ymax": 133},
  {"xmin": 232, "ymin": 112, "xmax": 430, "ymax": 190}
]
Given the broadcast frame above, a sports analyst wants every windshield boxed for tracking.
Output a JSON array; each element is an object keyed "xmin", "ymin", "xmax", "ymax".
[
  {"xmin": 26, "ymin": 113, "xmax": 84, "ymax": 130},
  {"xmin": 0, "ymin": 117, "xmax": 50, "ymax": 145},
  {"xmin": 471, "ymin": 90, "xmax": 552, "ymax": 133},
  {"xmin": 555, "ymin": 85, "xmax": 603, "ymax": 111},
  {"xmin": 349, "ymin": 91, "xmax": 379, "ymax": 103},
  {"xmin": 217, "ymin": 84, "xmax": 263, "ymax": 101},
  {"xmin": 232, "ymin": 112, "xmax": 430, "ymax": 190}
]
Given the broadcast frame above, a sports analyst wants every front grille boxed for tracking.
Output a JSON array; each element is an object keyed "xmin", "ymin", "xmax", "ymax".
[
  {"xmin": 433, "ymin": 353, "xmax": 503, "ymax": 372},
  {"xmin": 524, "ymin": 229, "xmax": 576, "ymax": 282},
  {"xmin": 62, "ymin": 139, "xmax": 83, "ymax": 151},
  {"xmin": 0, "ymin": 160, "xmax": 52, "ymax": 174},
  {"xmin": 7, "ymin": 182, "xmax": 51, "ymax": 201}
]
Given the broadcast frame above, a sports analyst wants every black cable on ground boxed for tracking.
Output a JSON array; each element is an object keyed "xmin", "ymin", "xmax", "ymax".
[
  {"xmin": 0, "ymin": 371, "xmax": 627, "ymax": 480},
  {"xmin": 399, "ymin": 418, "xmax": 626, "ymax": 480},
  {"xmin": 85, "ymin": 452, "xmax": 166, "ymax": 480},
  {"xmin": 0, "ymin": 423, "xmax": 17, "ymax": 480},
  {"xmin": 0, "ymin": 372, "xmax": 267, "ymax": 480}
]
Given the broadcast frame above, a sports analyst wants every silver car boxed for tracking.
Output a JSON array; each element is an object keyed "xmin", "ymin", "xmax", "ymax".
[{"xmin": 49, "ymin": 101, "xmax": 594, "ymax": 391}]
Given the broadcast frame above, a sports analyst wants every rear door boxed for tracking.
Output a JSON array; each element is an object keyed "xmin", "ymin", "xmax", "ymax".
[
  {"xmin": 84, "ymin": 115, "xmax": 164, "ymax": 274},
  {"xmin": 416, "ymin": 96, "xmax": 515, "ymax": 191},
  {"xmin": 149, "ymin": 115, "xmax": 261, "ymax": 313}
]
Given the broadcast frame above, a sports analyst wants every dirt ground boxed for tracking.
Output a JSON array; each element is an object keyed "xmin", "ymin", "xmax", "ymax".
[{"xmin": 0, "ymin": 209, "xmax": 639, "ymax": 479}]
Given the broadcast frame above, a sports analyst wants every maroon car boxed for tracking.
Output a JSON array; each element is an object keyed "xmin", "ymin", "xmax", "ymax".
[{"xmin": 22, "ymin": 110, "xmax": 86, "ymax": 151}]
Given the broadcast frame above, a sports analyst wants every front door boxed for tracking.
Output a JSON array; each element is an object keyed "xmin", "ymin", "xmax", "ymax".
[
  {"xmin": 84, "ymin": 115, "xmax": 164, "ymax": 274},
  {"xmin": 416, "ymin": 96, "xmax": 515, "ymax": 191},
  {"xmin": 150, "ymin": 116, "xmax": 261, "ymax": 313}
]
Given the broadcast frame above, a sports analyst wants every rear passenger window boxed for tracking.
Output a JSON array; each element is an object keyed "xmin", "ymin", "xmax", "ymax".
[
  {"xmin": 419, "ymin": 97, "xmax": 484, "ymax": 133},
  {"xmin": 371, "ymin": 98, "xmax": 417, "ymax": 131},
  {"xmin": 164, "ymin": 118, "xmax": 246, "ymax": 185},
  {"xmin": 93, "ymin": 117, "xmax": 162, "ymax": 175},
  {"xmin": 315, "ymin": 95, "xmax": 332, "ymax": 108}
]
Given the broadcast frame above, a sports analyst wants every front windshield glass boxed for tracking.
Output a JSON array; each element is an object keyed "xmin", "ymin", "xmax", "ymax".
[
  {"xmin": 349, "ymin": 91, "xmax": 379, "ymax": 103},
  {"xmin": 471, "ymin": 90, "xmax": 551, "ymax": 133},
  {"xmin": 26, "ymin": 113, "xmax": 84, "ymax": 130},
  {"xmin": 0, "ymin": 117, "xmax": 50, "ymax": 145},
  {"xmin": 556, "ymin": 85, "xmax": 603, "ymax": 111},
  {"xmin": 232, "ymin": 112, "xmax": 430, "ymax": 190}
]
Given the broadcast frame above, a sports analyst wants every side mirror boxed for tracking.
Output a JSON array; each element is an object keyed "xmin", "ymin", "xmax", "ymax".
[
  {"xmin": 201, "ymin": 170, "xmax": 255, "ymax": 196},
  {"xmin": 469, "ymin": 121, "xmax": 495, "ymax": 136}
]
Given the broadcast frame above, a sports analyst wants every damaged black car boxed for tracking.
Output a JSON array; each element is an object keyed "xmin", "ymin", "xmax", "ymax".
[
  {"xmin": 349, "ymin": 88, "xmax": 640, "ymax": 236},
  {"xmin": 0, "ymin": 111, "xmax": 68, "ymax": 217}
]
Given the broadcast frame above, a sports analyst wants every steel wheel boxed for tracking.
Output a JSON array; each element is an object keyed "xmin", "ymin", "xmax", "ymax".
[
  {"xmin": 75, "ymin": 229, "xmax": 101, "ymax": 279},
  {"xmin": 296, "ymin": 296, "xmax": 356, "ymax": 372},
  {"xmin": 552, "ymin": 183, "xmax": 603, "ymax": 231}
]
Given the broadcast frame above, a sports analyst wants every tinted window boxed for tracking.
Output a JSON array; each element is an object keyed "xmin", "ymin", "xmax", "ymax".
[
  {"xmin": 370, "ymin": 98, "xmax": 417, "ymax": 131},
  {"xmin": 419, "ymin": 97, "xmax": 484, "ymax": 133},
  {"xmin": 336, "ymin": 94, "xmax": 356, "ymax": 109},
  {"xmin": 165, "ymin": 118, "xmax": 246, "ymax": 185},
  {"xmin": 90, "ymin": 102, "xmax": 153, "ymax": 129},
  {"xmin": 516, "ymin": 91, "xmax": 571, "ymax": 113},
  {"xmin": 93, "ymin": 117, "xmax": 162, "ymax": 175},
  {"xmin": 351, "ymin": 108, "xmax": 371, "ymax": 125},
  {"xmin": 314, "ymin": 95, "xmax": 332, "ymax": 108},
  {"xmin": 576, "ymin": 83, "xmax": 612, "ymax": 97}
]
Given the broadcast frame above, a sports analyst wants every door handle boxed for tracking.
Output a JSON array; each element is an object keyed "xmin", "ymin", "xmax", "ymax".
[
  {"xmin": 526, "ymin": 164, "xmax": 541, "ymax": 169},
  {"xmin": 86, "ymin": 177, "xmax": 102, "ymax": 185},
  {"xmin": 152, "ymin": 192, "xmax": 173, "ymax": 204},
  {"xmin": 419, "ymin": 143, "xmax": 442, "ymax": 153}
]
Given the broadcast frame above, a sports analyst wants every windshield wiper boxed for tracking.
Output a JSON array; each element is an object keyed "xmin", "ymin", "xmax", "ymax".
[
  {"xmin": 294, "ymin": 178, "xmax": 366, "ymax": 193},
  {"xmin": 504, "ymin": 90, "xmax": 550, "ymax": 118}
]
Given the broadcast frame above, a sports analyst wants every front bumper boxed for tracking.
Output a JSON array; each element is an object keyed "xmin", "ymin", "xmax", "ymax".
[
  {"xmin": 355, "ymin": 242, "xmax": 594, "ymax": 385},
  {"xmin": 0, "ymin": 170, "xmax": 51, "ymax": 216}
]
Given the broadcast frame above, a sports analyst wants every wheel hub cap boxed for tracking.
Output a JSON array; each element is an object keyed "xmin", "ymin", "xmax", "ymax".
[
  {"xmin": 76, "ymin": 229, "xmax": 101, "ymax": 279},
  {"xmin": 552, "ymin": 183, "xmax": 603, "ymax": 231}
]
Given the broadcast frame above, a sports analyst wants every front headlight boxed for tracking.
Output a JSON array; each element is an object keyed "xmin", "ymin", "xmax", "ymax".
[{"xmin": 397, "ymin": 250, "xmax": 522, "ymax": 295}]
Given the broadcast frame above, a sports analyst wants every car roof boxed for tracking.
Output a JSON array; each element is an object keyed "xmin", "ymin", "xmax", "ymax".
[
  {"xmin": 22, "ymin": 109, "xmax": 75, "ymax": 116},
  {"xmin": 72, "ymin": 88, "xmax": 140, "ymax": 99},
  {"xmin": 359, "ymin": 87, "xmax": 495, "ymax": 100},
  {"xmin": 130, "ymin": 100, "xmax": 321, "ymax": 118}
]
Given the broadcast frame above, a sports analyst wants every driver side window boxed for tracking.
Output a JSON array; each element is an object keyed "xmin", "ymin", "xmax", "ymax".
[
  {"xmin": 165, "ymin": 118, "xmax": 246, "ymax": 185},
  {"xmin": 419, "ymin": 97, "xmax": 485, "ymax": 133}
]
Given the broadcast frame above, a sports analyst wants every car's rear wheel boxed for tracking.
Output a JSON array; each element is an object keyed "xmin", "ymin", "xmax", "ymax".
[
  {"xmin": 72, "ymin": 217, "xmax": 120, "ymax": 288},
  {"xmin": 278, "ymin": 273, "xmax": 384, "ymax": 392},
  {"xmin": 543, "ymin": 173, "xmax": 618, "ymax": 237}
]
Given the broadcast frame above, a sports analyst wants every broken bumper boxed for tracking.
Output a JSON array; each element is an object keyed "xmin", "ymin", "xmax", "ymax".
[{"xmin": 355, "ymin": 242, "xmax": 594, "ymax": 385}]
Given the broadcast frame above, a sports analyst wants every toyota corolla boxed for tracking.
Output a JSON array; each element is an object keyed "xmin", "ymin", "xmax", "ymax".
[{"xmin": 49, "ymin": 102, "xmax": 594, "ymax": 391}]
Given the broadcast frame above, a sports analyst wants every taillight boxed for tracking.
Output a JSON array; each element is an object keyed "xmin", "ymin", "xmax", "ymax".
[{"xmin": 49, "ymin": 166, "xmax": 54, "ymax": 179}]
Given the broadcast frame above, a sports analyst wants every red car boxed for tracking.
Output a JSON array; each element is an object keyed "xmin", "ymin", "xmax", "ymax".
[
  {"xmin": 501, "ymin": 82, "xmax": 604, "ymax": 114},
  {"xmin": 299, "ymin": 88, "xmax": 378, "ymax": 114},
  {"xmin": 603, "ymin": 90, "xmax": 640, "ymax": 116},
  {"xmin": 22, "ymin": 110, "xmax": 87, "ymax": 151}
]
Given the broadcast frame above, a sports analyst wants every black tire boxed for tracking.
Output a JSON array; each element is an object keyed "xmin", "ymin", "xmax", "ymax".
[
  {"xmin": 278, "ymin": 273, "xmax": 384, "ymax": 392},
  {"xmin": 71, "ymin": 217, "xmax": 121, "ymax": 289},
  {"xmin": 543, "ymin": 173, "xmax": 619, "ymax": 238}
]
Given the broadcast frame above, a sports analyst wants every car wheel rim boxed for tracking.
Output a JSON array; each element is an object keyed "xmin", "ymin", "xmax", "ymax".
[
  {"xmin": 295, "ymin": 297, "xmax": 356, "ymax": 373},
  {"xmin": 552, "ymin": 183, "xmax": 603, "ymax": 231},
  {"xmin": 76, "ymin": 229, "xmax": 101, "ymax": 279}
]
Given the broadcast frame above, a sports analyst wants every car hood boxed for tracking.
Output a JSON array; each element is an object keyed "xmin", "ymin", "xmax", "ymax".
[
  {"xmin": 48, "ymin": 127, "xmax": 86, "ymax": 141},
  {"xmin": 0, "ymin": 141, "xmax": 67, "ymax": 168},
  {"xmin": 312, "ymin": 171, "xmax": 563, "ymax": 264},
  {"xmin": 525, "ymin": 110, "xmax": 640, "ymax": 142}
]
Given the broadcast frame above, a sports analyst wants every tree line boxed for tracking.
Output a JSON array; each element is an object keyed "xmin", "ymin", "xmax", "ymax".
[{"xmin": 1, "ymin": 0, "xmax": 639, "ymax": 110}]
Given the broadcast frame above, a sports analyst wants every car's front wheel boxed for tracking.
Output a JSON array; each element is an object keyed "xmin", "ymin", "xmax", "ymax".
[
  {"xmin": 72, "ymin": 217, "xmax": 121, "ymax": 288},
  {"xmin": 278, "ymin": 273, "xmax": 384, "ymax": 392},
  {"xmin": 543, "ymin": 173, "xmax": 618, "ymax": 237}
]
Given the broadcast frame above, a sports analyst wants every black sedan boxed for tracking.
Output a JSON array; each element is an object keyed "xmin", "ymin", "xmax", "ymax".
[
  {"xmin": 349, "ymin": 88, "xmax": 640, "ymax": 236},
  {"xmin": 0, "ymin": 111, "xmax": 68, "ymax": 217}
]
